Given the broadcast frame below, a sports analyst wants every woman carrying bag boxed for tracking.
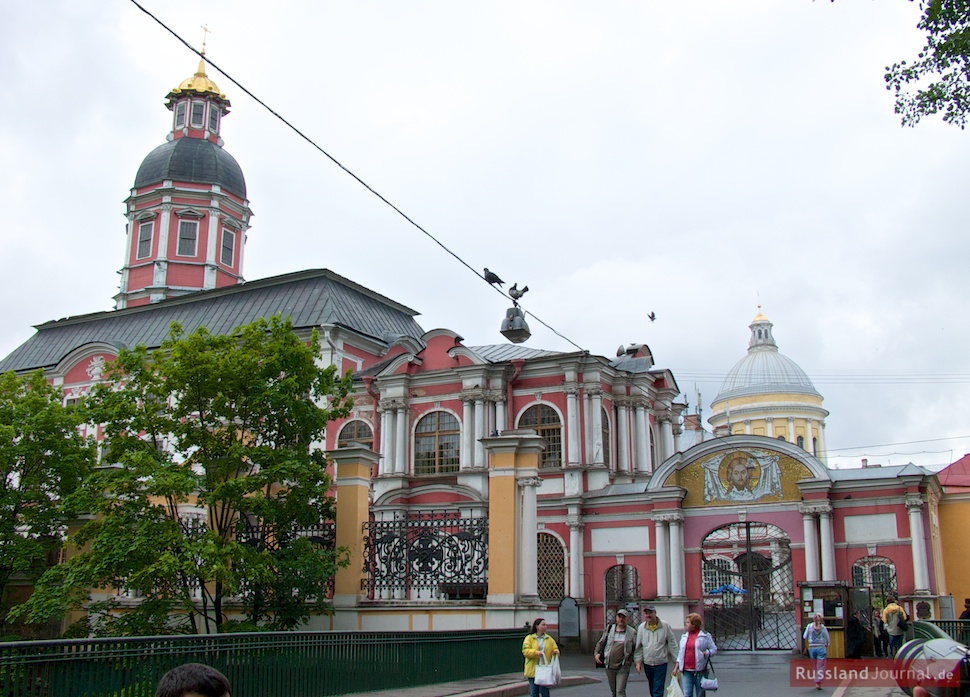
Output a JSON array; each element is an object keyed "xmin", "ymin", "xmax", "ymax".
[
  {"xmin": 803, "ymin": 613, "xmax": 830, "ymax": 690},
  {"xmin": 522, "ymin": 618, "xmax": 560, "ymax": 697},
  {"xmin": 672, "ymin": 613, "xmax": 717, "ymax": 696}
]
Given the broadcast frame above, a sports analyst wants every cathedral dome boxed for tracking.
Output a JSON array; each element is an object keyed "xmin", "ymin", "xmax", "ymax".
[
  {"xmin": 133, "ymin": 137, "xmax": 247, "ymax": 199},
  {"xmin": 713, "ymin": 309, "xmax": 821, "ymax": 403}
]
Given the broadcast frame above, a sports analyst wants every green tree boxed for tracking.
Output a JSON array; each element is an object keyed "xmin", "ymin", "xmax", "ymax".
[
  {"xmin": 0, "ymin": 370, "xmax": 93, "ymax": 637},
  {"xmin": 886, "ymin": 0, "xmax": 970, "ymax": 128},
  {"xmin": 12, "ymin": 316, "xmax": 354, "ymax": 636}
]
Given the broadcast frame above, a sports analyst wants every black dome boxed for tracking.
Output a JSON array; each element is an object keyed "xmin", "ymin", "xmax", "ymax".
[{"xmin": 134, "ymin": 138, "xmax": 246, "ymax": 199}]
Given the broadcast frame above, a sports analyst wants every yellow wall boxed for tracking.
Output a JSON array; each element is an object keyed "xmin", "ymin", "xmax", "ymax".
[{"xmin": 939, "ymin": 493, "xmax": 970, "ymax": 610}]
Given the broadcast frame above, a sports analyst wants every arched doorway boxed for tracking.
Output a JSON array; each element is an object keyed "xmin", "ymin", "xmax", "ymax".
[
  {"xmin": 701, "ymin": 521, "xmax": 797, "ymax": 650},
  {"xmin": 604, "ymin": 564, "xmax": 641, "ymax": 627}
]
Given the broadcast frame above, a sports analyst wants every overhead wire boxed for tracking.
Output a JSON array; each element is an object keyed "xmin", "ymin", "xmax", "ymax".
[{"xmin": 127, "ymin": 0, "xmax": 588, "ymax": 354}]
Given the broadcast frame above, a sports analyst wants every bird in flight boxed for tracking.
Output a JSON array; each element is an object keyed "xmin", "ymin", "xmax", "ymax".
[
  {"xmin": 509, "ymin": 283, "xmax": 529, "ymax": 299},
  {"xmin": 648, "ymin": 312, "xmax": 656, "ymax": 322},
  {"xmin": 484, "ymin": 268, "xmax": 504, "ymax": 286}
]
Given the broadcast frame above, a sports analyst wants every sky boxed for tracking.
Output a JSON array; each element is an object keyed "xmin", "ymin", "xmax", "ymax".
[{"xmin": 2, "ymin": 1, "xmax": 969, "ymax": 471}]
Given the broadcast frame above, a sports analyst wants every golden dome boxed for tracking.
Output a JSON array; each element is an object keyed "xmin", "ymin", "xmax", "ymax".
[
  {"xmin": 170, "ymin": 59, "xmax": 226, "ymax": 99},
  {"xmin": 752, "ymin": 305, "xmax": 768, "ymax": 323}
]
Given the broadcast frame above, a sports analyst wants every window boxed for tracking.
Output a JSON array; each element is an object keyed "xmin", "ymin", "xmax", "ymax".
[
  {"xmin": 413, "ymin": 411, "xmax": 460, "ymax": 475},
  {"xmin": 703, "ymin": 557, "xmax": 734, "ymax": 595},
  {"xmin": 220, "ymin": 229, "xmax": 235, "ymax": 265},
  {"xmin": 208, "ymin": 105, "xmax": 219, "ymax": 133},
  {"xmin": 813, "ymin": 437, "xmax": 818, "ymax": 456},
  {"xmin": 851, "ymin": 555, "xmax": 898, "ymax": 604},
  {"xmin": 136, "ymin": 221, "xmax": 153, "ymax": 259},
  {"xmin": 337, "ymin": 420, "xmax": 374, "ymax": 449},
  {"xmin": 519, "ymin": 404, "xmax": 562, "ymax": 468},
  {"xmin": 537, "ymin": 532, "xmax": 566, "ymax": 600},
  {"xmin": 796, "ymin": 435, "xmax": 805, "ymax": 449},
  {"xmin": 177, "ymin": 220, "xmax": 198, "ymax": 256},
  {"xmin": 190, "ymin": 101, "xmax": 206, "ymax": 128},
  {"xmin": 174, "ymin": 101, "xmax": 187, "ymax": 129}
]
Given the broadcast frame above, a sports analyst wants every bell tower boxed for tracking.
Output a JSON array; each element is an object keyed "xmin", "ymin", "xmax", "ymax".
[{"xmin": 116, "ymin": 57, "xmax": 252, "ymax": 309}]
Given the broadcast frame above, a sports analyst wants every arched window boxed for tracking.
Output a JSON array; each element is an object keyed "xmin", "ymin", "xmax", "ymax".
[
  {"xmin": 519, "ymin": 404, "xmax": 562, "ymax": 468},
  {"xmin": 413, "ymin": 411, "xmax": 460, "ymax": 475},
  {"xmin": 812, "ymin": 437, "xmax": 818, "ymax": 456},
  {"xmin": 601, "ymin": 407, "xmax": 611, "ymax": 468},
  {"xmin": 649, "ymin": 428, "xmax": 658, "ymax": 469},
  {"xmin": 337, "ymin": 420, "xmax": 374, "ymax": 449},
  {"xmin": 796, "ymin": 435, "xmax": 805, "ymax": 449},
  {"xmin": 852, "ymin": 555, "xmax": 897, "ymax": 605},
  {"xmin": 537, "ymin": 532, "xmax": 566, "ymax": 601}
]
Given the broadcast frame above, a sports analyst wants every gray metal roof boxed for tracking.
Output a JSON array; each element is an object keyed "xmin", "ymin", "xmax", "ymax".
[
  {"xmin": 134, "ymin": 138, "xmax": 247, "ymax": 199},
  {"xmin": 0, "ymin": 269, "xmax": 425, "ymax": 374},
  {"xmin": 467, "ymin": 345, "xmax": 563, "ymax": 363}
]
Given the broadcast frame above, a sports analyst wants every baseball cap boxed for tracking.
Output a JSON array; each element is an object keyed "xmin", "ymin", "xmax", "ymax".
[
  {"xmin": 643, "ymin": 604, "xmax": 658, "ymax": 612},
  {"xmin": 616, "ymin": 609, "xmax": 629, "ymax": 617}
]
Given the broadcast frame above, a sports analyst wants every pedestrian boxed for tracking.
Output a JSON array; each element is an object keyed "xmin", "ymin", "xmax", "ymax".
[
  {"xmin": 633, "ymin": 604, "xmax": 678, "ymax": 697},
  {"xmin": 882, "ymin": 597, "xmax": 908, "ymax": 658},
  {"xmin": 959, "ymin": 598, "xmax": 970, "ymax": 620},
  {"xmin": 594, "ymin": 608, "xmax": 637, "ymax": 697},
  {"xmin": 672, "ymin": 612, "xmax": 717, "ymax": 697},
  {"xmin": 845, "ymin": 611, "xmax": 864, "ymax": 659},
  {"xmin": 872, "ymin": 609, "xmax": 889, "ymax": 657},
  {"xmin": 155, "ymin": 663, "xmax": 231, "ymax": 697},
  {"xmin": 803, "ymin": 613, "xmax": 830, "ymax": 691},
  {"xmin": 522, "ymin": 617, "xmax": 560, "ymax": 697}
]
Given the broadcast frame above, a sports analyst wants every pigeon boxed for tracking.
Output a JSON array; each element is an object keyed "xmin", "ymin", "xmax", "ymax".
[
  {"xmin": 509, "ymin": 283, "xmax": 529, "ymax": 300},
  {"xmin": 484, "ymin": 268, "xmax": 504, "ymax": 286},
  {"xmin": 648, "ymin": 311, "xmax": 656, "ymax": 322}
]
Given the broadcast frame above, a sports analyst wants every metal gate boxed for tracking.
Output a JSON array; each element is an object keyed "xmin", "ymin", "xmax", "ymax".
[
  {"xmin": 604, "ymin": 564, "xmax": 641, "ymax": 627},
  {"xmin": 700, "ymin": 521, "xmax": 797, "ymax": 650}
]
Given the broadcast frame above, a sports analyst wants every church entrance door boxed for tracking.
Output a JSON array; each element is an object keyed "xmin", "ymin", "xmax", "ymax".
[{"xmin": 701, "ymin": 521, "xmax": 797, "ymax": 650}]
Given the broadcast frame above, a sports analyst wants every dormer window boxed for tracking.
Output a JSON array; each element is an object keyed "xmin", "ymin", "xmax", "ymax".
[
  {"xmin": 220, "ymin": 228, "xmax": 235, "ymax": 265},
  {"xmin": 190, "ymin": 101, "xmax": 206, "ymax": 128},
  {"xmin": 177, "ymin": 220, "xmax": 199, "ymax": 257},
  {"xmin": 174, "ymin": 101, "xmax": 187, "ymax": 129},
  {"xmin": 208, "ymin": 106, "xmax": 219, "ymax": 134}
]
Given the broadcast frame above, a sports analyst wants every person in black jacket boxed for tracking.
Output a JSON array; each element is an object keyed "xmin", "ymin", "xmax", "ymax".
[{"xmin": 845, "ymin": 612, "xmax": 865, "ymax": 659}]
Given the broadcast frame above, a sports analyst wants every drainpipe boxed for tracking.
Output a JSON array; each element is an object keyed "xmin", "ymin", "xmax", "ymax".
[{"xmin": 506, "ymin": 359, "xmax": 525, "ymax": 431}]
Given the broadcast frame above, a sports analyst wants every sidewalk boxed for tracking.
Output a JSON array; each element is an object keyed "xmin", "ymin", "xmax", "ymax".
[{"xmin": 338, "ymin": 651, "xmax": 909, "ymax": 697}]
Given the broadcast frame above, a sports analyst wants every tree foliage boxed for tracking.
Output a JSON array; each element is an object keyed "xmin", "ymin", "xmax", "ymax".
[
  {"xmin": 12, "ymin": 316, "xmax": 354, "ymax": 636},
  {"xmin": 886, "ymin": 0, "xmax": 970, "ymax": 128},
  {"xmin": 0, "ymin": 370, "xmax": 93, "ymax": 637}
]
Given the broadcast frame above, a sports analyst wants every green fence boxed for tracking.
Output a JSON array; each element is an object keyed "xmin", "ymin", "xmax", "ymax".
[
  {"xmin": 0, "ymin": 629, "xmax": 525, "ymax": 697},
  {"xmin": 929, "ymin": 619, "xmax": 970, "ymax": 645}
]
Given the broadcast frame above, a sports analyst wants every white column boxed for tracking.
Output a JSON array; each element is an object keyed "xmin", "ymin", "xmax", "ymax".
[
  {"xmin": 634, "ymin": 403, "xmax": 650, "ymax": 474},
  {"xmin": 567, "ymin": 514, "xmax": 584, "ymax": 598},
  {"xmin": 474, "ymin": 395, "xmax": 486, "ymax": 468},
  {"xmin": 661, "ymin": 416, "xmax": 675, "ymax": 461},
  {"xmin": 744, "ymin": 419, "xmax": 752, "ymax": 435},
  {"xmin": 806, "ymin": 419, "xmax": 815, "ymax": 455},
  {"xmin": 461, "ymin": 397, "xmax": 474, "ymax": 470},
  {"xmin": 788, "ymin": 417, "xmax": 796, "ymax": 443},
  {"xmin": 382, "ymin": 407, "xmax": 394, "ymax": 476},
  {"xmin": 495, "ymin": 398, "xmax": 506, "ymax": 438},
  {"xmin": 800, "ymin": 506, "xmax": 820, "ymax": 582},
  {"xmin": 653, "ymin": 516, "xmax": 670, "ymax": 597},
  {"xmin": 669, "ymin": 516, "xmax": 685, "ymax": 597},
  {"xmin": 907, "ymin": 495, "xmax": 930, "ymax": 592},
  {"xmin": 818, "ymin": 421, "xmax": 828, "ymax": 464},
  {"xmin": 590, "ymin": 389, "xmax": 604, "ymax": 466},
  {"xmin": 766, "ymin": 417, "xmax": 774, "ymax": 439},
  {"xmin": 394, "ymin": 406, "xmax": 407, "ymax": 474},
  {"xmin": 819, "ymin": 508, "xmax": 836, "ymax": 581},
  {"xmin": 518, "ymin": 476, "xmax": 541, "ymax": 602},
  {"xmin": 618, "ymin": 404, "xmax": 632, "ymax": 474},
  {"xmin": 565, "ymin": 386, "xmax": 580, "ymax": 467},
  {"xmin": 583, "ymin": 392, "xmax": 593, "ymax": 462}
]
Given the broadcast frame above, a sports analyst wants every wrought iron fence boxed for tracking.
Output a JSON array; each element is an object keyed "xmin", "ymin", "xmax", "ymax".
[
  {"xmin": 930, "ymin": 619, "xmax": 970, "ymax": 645},
  {"xmin": 0, "ymin": 628, "xmax": 524, "ymax": 697},
  {"xmin": 362, "ymin": 511, "xmax": 488, "ymax": 600}
]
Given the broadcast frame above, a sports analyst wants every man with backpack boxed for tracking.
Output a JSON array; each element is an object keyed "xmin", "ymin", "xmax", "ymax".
[{"xmin": 594, "ymin": 609, "xmax": 637, "ymax": 697}]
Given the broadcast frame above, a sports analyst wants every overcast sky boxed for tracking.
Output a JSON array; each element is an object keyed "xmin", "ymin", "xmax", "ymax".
[{"xmin": 2, "ymin": 1, "xmax": 968, "ymax": 471}]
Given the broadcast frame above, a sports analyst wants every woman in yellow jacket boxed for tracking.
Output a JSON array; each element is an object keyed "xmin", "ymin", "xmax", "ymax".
[{"xmin": 522, "ymin": 617, "xmax": 560, "ymax": 697}]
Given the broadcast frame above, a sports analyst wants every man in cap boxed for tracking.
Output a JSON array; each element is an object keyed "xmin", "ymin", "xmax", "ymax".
[
  {"xmin": 633, "ymin": 604, "xmax": 678, "ymax": 697},
  {"xmin": 594, "ymin": 608, "xmax": 637, "ymax": 697}
]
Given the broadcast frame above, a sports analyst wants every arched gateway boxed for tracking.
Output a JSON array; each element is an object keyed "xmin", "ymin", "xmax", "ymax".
[{"xmin": 701, "ymin": 521, "xmax": 797, "ymax": 650}]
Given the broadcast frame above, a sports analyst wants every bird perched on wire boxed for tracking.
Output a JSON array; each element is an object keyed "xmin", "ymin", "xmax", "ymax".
[
  {"xmin": 484, "ymin": 268, "xmax": 504, "ymax": 286},
  {"xmin": 647, "ymin": 311, "xmax": 656, "ymax": 322},
  {"xmin": 509, "ymin": 283, "xmax": 529, "ymax": 300}
]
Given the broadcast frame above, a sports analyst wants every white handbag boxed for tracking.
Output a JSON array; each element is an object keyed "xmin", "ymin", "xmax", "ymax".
[
  {"xmin": 700, "ymin": 658, "xmax": 718, "ymax": 691},
  {"xmin": 535, "ymin": 654, "xmax": 561, "ymax": 686}
]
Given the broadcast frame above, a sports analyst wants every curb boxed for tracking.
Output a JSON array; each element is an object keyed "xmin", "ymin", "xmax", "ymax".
[{"xmin": 445, "ymin": 675, "xmax": 602, "ymax": 697}]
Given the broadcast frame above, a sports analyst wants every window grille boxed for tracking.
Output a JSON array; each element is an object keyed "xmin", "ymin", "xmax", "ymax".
[
  {"xmin": 852, "ymin": 555, "xmax": 897, "ymax": 604},
  {"xmin": 413, "ymin": 411, "xmax": 460, "ymax": 475},
  {"xmin": 537, "ymin": 532, "xmax": 565, "ymax": 600},
  {"xmin": 337, "ymin": 420, "xmax": 374, "ymax": 449},
  {"xmin": 519, "ymin": 405, "xmax": 562, "ymax": 468},
  {"xmin": 703, "ymin": 556, "xmax": 734, "ymax": 594}
]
